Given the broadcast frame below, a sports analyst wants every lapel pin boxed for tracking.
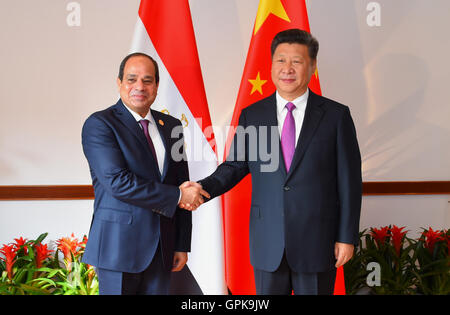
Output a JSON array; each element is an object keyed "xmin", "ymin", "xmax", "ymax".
[{"xmin": 159, "ymin": 119, "xmax": 164, "ymax": 126}]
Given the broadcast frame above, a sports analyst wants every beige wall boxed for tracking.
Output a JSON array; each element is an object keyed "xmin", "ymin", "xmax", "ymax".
[{"xmin": 1, "ymin": 0, "xmax": 449, "ymax": 243}]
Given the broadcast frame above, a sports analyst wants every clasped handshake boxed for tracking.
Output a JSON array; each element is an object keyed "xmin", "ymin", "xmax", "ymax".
[{"xmin": 178, "ymin": 181, "xmax": 210, "ymax": 211}]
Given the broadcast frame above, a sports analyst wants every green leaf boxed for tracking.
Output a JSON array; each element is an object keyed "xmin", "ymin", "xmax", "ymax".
[
  {"xmin": 30, "ymin": 277, "xmax": 57, "ymax": 288},
  {"xmin": 34, "ymin": 233, "xmax": 48, "ymax": 245},
  {"xmin": 19, "ymin": 283, "xmax": 51, "ymax": 295}
]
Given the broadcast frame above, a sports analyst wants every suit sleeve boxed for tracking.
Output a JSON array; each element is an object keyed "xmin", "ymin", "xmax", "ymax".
[
  {"xmin": 199, "ymin": 109, "xmax": 250, "ymax": 200},
  {"xmin": 336, "ymin": 107, "xmax": 362, "ymax": 245},
  {"xmin": 81, "ymin": 114, "xmax": 179, "ymax": 218}
]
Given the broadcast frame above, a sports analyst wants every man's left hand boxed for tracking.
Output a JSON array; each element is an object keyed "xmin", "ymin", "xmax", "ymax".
[
  {"xmin": 172, "ymin": 252, "xmax": 188, "ymax": 272},
  {"xmin": 334, "ymin": 242, "xmax": 354, "ymax": 268}
]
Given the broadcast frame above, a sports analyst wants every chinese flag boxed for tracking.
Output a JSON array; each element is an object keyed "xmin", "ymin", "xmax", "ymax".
[{"xmin": 222, "ymin": 0, "xmax": 345, "ymax": 295}]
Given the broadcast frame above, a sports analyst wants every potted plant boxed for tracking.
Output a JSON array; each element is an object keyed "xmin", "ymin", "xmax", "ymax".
[
  {"xmin": 412, "ymin": 228, "xmax": 449, "ymax": 294},
  {"xmin": 344, "ymin": 226, "xmax": 449, "ymax": 295},
  {"xmin": 0, "ymin": 233, "xmax": 98, "ymax": 295}
]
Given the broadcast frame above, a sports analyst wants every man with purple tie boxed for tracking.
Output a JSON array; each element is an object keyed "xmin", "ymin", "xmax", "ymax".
[
  {"xmin": 81, "ymin": 53, "xmax": 208, "ymax": 294},
  {"xmin": 191, "ymin": 29, "xmax": 362, "ymax": 295}
]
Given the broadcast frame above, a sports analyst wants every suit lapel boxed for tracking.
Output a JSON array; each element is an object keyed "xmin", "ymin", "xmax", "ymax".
[
  {"xmin": 285, "ymin": 91, "xmax": 325, "ymax": 182},
  {"xmin": 151, "ymin": 110, "xmax": 170, "ymax": 181},
  {"xmin": 112, "ymin": 100, "xmax": 161, "ymax": 177}
]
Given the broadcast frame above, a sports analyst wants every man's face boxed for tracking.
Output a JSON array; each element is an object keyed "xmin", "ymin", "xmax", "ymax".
[
  {"xmin": 271, "ymin": 43, "xmax": 316, "ymax": 101},
  {"xmin": 117, "ymin": 56, "xmax": 158, "ymax": 117}
]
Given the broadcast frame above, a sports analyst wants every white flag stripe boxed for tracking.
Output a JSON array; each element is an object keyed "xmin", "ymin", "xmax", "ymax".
[{"xmin": 130, "ymin": 18, "xmax": 226, "ymax": 295}]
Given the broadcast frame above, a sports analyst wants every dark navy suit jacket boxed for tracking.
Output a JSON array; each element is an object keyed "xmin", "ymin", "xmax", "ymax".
[
  {"xmin": 200, "ymin": 91, "xmax": 362, "ymax": 273},
  {"xmin": 81, "ymin": 100, "xmax": 191, "ymax": 273}
]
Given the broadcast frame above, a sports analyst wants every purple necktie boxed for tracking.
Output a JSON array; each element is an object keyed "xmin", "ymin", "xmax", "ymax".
[
  {"xmin": 139, "ymin": 119, "xmax": 158, "ymax": 166},
  {"xmin": 281, "ymin": 102, "xmax": 296, "ymax": 172}
]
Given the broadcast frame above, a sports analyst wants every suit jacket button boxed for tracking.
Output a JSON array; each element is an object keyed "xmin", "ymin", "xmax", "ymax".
[{"xmin": 284, "ymin": 186, "xmax": 290, "ymax": 191}]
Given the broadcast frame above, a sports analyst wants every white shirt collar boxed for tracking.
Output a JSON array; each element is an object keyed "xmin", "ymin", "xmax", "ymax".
[
  {"xmin": 122, "ymin": 100, "xmax": 155, "ymax": 125},
  {"xmin": 276, "ymin": 89, "xmax": 309, "ymax": 114}
]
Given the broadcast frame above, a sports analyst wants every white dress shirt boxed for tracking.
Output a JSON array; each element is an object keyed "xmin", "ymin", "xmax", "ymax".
[
  {"xmin": 276, "ymin": 89, "xmax": 309, "ymax": 148},
  {"xmin": 122, "ymin": 103, "xmax": 166, "ymax": 175}
]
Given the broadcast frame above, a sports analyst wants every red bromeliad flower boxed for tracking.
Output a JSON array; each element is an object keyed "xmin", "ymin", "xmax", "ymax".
[
  {"xmin": 34, "ymin": 243, "xmax": 54, "ymax": 269},
  {"xmin": 56, "ymin": 233, "xmax": 81, "ymax": 263},
  {"xmin": 390, "ymin": 225, "xmax": 408, "ymax": 256},
  {"xmin": 0, "ymin": 244, "xmax": 17, "ymax": 280},
  {"xmin": 13, "ymin": 237, "xmax": 28, "ymax": 255},
  {"xmin": 371, "ymin": 226, "xmax": 390, "ymax": 248},
  {"xmin": 421, "ymin": 227, "xmax": 445, "ymax": 254}
]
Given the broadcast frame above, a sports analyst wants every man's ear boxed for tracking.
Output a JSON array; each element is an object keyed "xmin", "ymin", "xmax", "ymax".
[
  {"xmin": 116, "ymin": 77, "xmax": 122, "ymax": 90},
  {"xmin": 311, "ymin": 59, "xmax": 317, "ymax": 75}
]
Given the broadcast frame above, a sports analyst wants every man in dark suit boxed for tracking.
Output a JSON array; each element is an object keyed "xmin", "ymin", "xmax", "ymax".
[
  {"xmin": 185, "ymin": 29, "xmax": 362, "ymax": 295},
  {"xmin": 81, "ymin": 52, "xmax": 208, "ymax": 295}
]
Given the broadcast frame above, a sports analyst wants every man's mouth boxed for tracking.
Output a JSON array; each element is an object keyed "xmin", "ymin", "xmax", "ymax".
[
  {"xmin": 131, "ymin": 94, "xmax": 147, "ymax": 100},
  {"xmin": 280, "ymin": 78, "xmax": 296, "ymax": 84}
]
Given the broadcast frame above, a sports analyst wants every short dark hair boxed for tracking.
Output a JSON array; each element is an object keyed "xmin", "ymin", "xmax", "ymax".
[
  {"xmin": 118, "ymin": 52, "xmax": 159, "ymax": 84},
  {"xmin": 271, "ymin": 29, "xmax": 319, "ymax": 61}
]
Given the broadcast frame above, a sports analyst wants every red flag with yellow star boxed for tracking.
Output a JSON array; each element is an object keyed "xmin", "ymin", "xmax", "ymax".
[{"xmin": 222, "ymin": 0, "xmax": 345, "ymax": 294}]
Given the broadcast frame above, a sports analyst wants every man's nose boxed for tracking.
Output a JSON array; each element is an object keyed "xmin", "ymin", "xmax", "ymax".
[
  {"xmin": 134, "ymin": 79, "xmax": 145, "ymax": 90},
  {"xmin": 281, "ymin": 61, "xmax": 294, "ymax": 72}
]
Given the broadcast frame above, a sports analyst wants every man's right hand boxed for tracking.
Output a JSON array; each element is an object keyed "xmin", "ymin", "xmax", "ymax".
[{"xmin": 179, "ymin": 181, "xmax": 210, "ymax": 211}]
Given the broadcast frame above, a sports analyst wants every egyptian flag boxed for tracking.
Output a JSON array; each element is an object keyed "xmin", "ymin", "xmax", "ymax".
[
  {"xmin": 222, "ymin": 0, "xmax": 346, "ymax": 294},
  {"xmin": 130, "ymin": 0, "xmax": 226, "ymax": 294}
]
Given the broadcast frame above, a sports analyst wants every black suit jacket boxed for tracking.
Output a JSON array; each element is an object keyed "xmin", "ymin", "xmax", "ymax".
[{"xmin": 200, "ymin": 91, "xmax": 362, "ymax": 273}]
